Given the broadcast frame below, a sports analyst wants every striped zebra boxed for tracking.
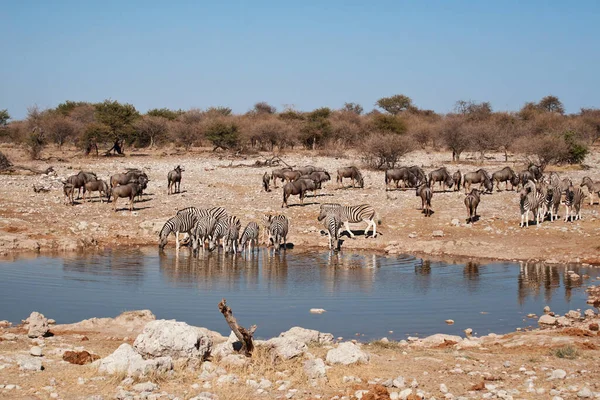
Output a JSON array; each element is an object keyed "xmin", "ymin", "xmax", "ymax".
[
  {"xmin": 545, "ymin": 184, "xmax": 562, "ymax": 222},
  {"xmin": 317, "ymin": 203, "xmax": 377, "ymax": 238},
  {"xmin": 267, "ymin": 214, "xmax": 289, "ymax": 252},
  {"xmin": 158, "ymin": 213, "xmax": 197, "ymax": 250},
  {"xmin": 210, "ymin": 215, "xmax": 241, "ymax": 253},
  {"xmin": 191, "ymin": 215, "xmax": 218, "ymax": 255},
  {"xmin": 519, "ymin": 184, "xmax": 544, "ymax": 227},
  {"xmin": 564, "ymin": 185, "xmax": 584, "ymax": 222},
  {"xmin": 177, "ymin": 206, "xmax": 228, "ymax": 222},
  {"xmin": 239, "ymin": 222, "xmax": 260, "ymax": 253},
  {"xmin": 324, "ymin": 213, "xmax": 342, "ymax": 251}
]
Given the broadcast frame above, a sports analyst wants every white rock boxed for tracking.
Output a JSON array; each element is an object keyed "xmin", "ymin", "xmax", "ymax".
[
  {"xmin": 97, "ymin": 343, "xmax": 173, "ymax": 377},
  {"xmin": 584, "ymin": 309, "xmax": 595, "ymax": 318},
  {"xmin": 421, "ymin": 334, "xmax": 462, "ymax": 346},
  {"xmin": 264, "ymin": 337, "xmax": 307, "ymax": 360},
  {"xmin": 538, "ymin": 315, "xmax": 557, "ymax": 325},
  {"xmin": 566, "ymin": 310, "xmax": 581, "ymax": 319},
  {"xmin": 355, "ymin": 390, "xmax": 369, "ymax": 399},
  {"xmin": 577, "ymin": 387, "xmax": 593, "ymax": 398},
  {"xmin": 278, "ymin": 327, "xmax": 334, "ymax": 345},
  {"xmin": 432, "ymin": 230, "xmax": 444, "ymax": 237},
  {"xmin": 133, "ymin": 320, "xmax": 213, "ymax": 359},
  {"xmin": 549, "ymin": 369, "xmax": 567, "ymax": 380},
  {"xmin": 390, "ymin": 392, "xmax": 400, "ymax": 400},
  {"xmin": 220, "ymin": 354, "xmax": 249, "ymax": 368},
  {"xmin": 17, "ymin": 356, "xmax": 43, "ymax": 371},
  {"xmin": 30, "ymin": 346, "xmax": 43, "ymax": 357},
  {"xmin": 216, "ymin": 374, "xmax": 239, "ymax": 385},
  {"xmin": 304, "ymin": 358, "xmax": 326, "ymax": 378},
  {"xmin": 310, "ymin": 308, "xmax": 326, "ymax": 314},
  {"xmin": 326, "ymin": 342, "xmax": 369, "ymax": 365},
  {"xmin": 451, "ymin": 218, "xmax": 460, "ymax": 226},
  {"xmin": 26, "ymin": 312, "xmax": 49, "ymax": 338},
  {"xmin": 399, "ymin": 388, "xmax": 413, "ymax": 400},
  {"xmin": 440, "ymin": 383, "xmax": 448, "ymax": 393},
  {"xmin": 556, "ymin": 316, "xmax": 572, "ymax": 326},
  {"xmin": 133, "ymin": 382, "xmax": 158, "ymax": 392},
  {"xmin": 392, "ymin": 376, "xmax": 405, "ymax": 388}
]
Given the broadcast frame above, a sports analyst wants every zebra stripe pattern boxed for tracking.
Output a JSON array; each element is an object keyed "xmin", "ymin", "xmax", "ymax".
[
  {"xmin": 239, "ymin": 222, "xmax": 260, "ymax": 253},
  {"xmin": 192, "ymin": 215, "xmax": 218, "ymax": 254},
  {"xmin": 267, "ymin": 214, "xmax": 289, "ymax": 252},
  {"xmin": 324, "ymin": 213, "xmax": 342, "ymax": 251},
  {"xmin": 564, "ymin": 186, "xmax": 584, "ymax": 222},
  {"xmin": 211, "ymin": 215, "xmax": 241, "ymax": 253},
  {"xmin": 519, "ymin": 186, "xmax": 544, "ymax": 227},
  {"xmin": 158, "ymin": 213, "xmax": 197, "ymax": 250},
  {"xmin": 177, "ymin": 206, "xmax": 228, "ymax": 222},
  {"xmin": 318, "ymin": 203, "xmax": 377, "ymax": 238}
]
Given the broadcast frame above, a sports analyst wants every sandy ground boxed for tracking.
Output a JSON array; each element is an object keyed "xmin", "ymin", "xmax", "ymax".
[{"xmin": 1, "ymin": 144, "xmax": 599, "ymax": 264}]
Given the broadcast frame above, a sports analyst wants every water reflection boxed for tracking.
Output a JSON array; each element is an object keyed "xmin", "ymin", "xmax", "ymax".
[
  {"xmin": 62, "ymin": 249, "xmax": 146, "ymax": 283},
  {"xmin": 517, "ymin": 261, "xmax": 584, "ymax": 305}
]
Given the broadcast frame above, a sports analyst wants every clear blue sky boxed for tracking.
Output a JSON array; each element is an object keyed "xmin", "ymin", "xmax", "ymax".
[{"xmin": 1, "ymin": 0, "xmax": 599, "ymax": 119}]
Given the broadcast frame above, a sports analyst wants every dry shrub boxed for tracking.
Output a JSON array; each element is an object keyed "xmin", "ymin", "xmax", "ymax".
[
  {"xmin": 439, "ymin": 115, "xmax": 471, "ymax": 161},
  {"xmin": 169, "ymin": 120, "xmax": 203, "ymax": 150},
  {"xmin": 242, "ymin": 116, "xmax": 294, "ymax": 150},
  {"xmin": 362, "ymin": 133, "xmax": 414, "ymax": 170}
]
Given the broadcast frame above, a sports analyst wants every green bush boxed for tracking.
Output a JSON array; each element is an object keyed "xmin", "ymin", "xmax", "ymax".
[{"xmin": 205, "ymin": 120, "xmax": 239, "ymax": 150}]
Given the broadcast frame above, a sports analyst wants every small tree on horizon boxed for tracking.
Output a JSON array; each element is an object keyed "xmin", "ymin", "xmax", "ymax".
[{"xmin": 376, "ymin": 94, "xmax": 413, "ymax": 115}]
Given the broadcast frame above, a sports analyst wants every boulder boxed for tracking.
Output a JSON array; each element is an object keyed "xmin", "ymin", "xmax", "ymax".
[
  {"xmin": 326, "ymin": 342, "xmax": 369, "ymax": 365},
  {"xmin": 219, "ymin": 354, "xmax": 249, "ymax": 368},
  {"xmin": 98, "ymin": 343, "xmax": 173, "ymax": 377},
  {"xmin": 26, "ymin": 312, "xmax": 49, "ymax": 338},
  {"xmin": 421, "ymin": 334, "xmax": 462, "ymax": 346},
  {"xmin": 212, "ymin": 331, "xmax": 242, "ymax": 358},
  {"xmin": 279, "ymin": 327, "xmax": 334, "ymax": 345},
  {"xmin": 548, "ymin": 369, "xmax": 567, "ymax": 380},
  {"xmin": 264, "ymin": 337, "xmax": 307, "ymax": 360},
  {"xmin": 30, "ymin": 346, "xmax": 43, "ymax": 357},
  {"xmin": 556, "ymin": 316, "xmax": 572, "ymax": 326},
  {"xmin": 566, "ymin": 310, "xmax": 581, "ymax": 319},
  {"xmin": 133, "ymin": 320, "xmax": 212, "ymax": 360},
  {"xmin": 538, "ymin": 315, "xmax": 557, "ymax": 325},
  {"xmin": 304, "ymin": 358, "xmax": 326, "ymax": 378},
  {"xmin": 17, "ymin": 356, "xmax": 43, "ymax": 371}
]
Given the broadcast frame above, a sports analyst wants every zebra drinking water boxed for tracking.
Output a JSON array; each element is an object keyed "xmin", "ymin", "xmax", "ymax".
[
  {"xmin": 159, "ymin": 212, "xmax": 197, "ymax": 250},
  {"xmin": 317, "ymin": 203, "xmax": 377, "ymax": 238},
  {"xmin": 239, "ymin": 222, "xmax": 260, "ymax": 253},
  {"xmin": 266, "ymin": 214, "xmax": 289, "ymax": 252},
  {"xmin": 210, "ymin": 215, "xmax": 241, "ymax": 253},
  {"xmin": 323, "ymin": 213, "xmax": 342, "ymax": 251},
  {"xmin": 191, "ymin": 215, "xmax": 218, "ymax": 255}
]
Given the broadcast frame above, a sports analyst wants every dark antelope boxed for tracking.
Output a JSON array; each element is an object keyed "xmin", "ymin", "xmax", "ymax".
[
  {"xmin": 491, "ymin": 167, "xmax": 519, "ymax": 191},
  {"xmin": 428, "ymin": 167, "xmax": 454, "ymax": 192},
  {"xmin": 336, "ymin": 166, "xmax": 364, "ymax": 188},
  {"xmin": 66, "ymin": 171, "xmax": 97, "ymax": 199},
  {"xmin": 463, "ymin": 169, "xmax": 492, "ymax": 193},
  {"xmin": 464, "ymin": 189, "xmax": 481, "ymax": 223},
  {"xmin": 111, "ymin": 182, "xmax": 141, "ymax": 212},
  {"xmin": 416, "ymin": 184, "xmax": 433, "ymax": 217},
  {"xmin": 167, "ymin": 165, "xmax": 184, "ymax": 195},
  {"xmin": 282, "ymin": 178, "xmax": 316, "ymax": 207},
  {"xmin": 83, "ymin": 179, "xmax": 110, "ymax": 202},
  {"xmin": 385, "ymin": 167, "xmax": 417, "ymax": 190}
]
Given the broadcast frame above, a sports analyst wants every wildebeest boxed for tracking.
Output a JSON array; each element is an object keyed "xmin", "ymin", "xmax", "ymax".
[
  {"xmin": 63, "ymin": 182, "xmax": 75, "ymax": 205},
  {"xmin": 111, "ymin": 182, "xmax": 141, "ymax": 211},
  {"xmin": 464, "ymin": 189, "xmax": 481, "ymax": 224},
  {"xmin": 580, "ymin": 176, "xmax": 600, "ymax": 205},
  {"xmin": 110, "ymin": 170, "xmax": 148, "ymax": 188},
  {"xmin": 463, "ymin": 169, "xmax": 492, "ymax": 193},
  {"xmin": 518, "ymin": 170, "xmax": 535, "ymax": 189},
  {"xmin": 416, "ymin": 184, "xmax": 433, "ymax": 217},
  {"xmin": 528, "ymin": 164, "xmax": 543, "ymax": 181},
  {"xmin": 408, "ymin": 166, "xmax": 426, "ymax": 186},
  {"xmin": 337, "ymin": 166, "xmax": 363, "ymax": 188},
  {"xmin": 385, "ymin": 167, "xmax": 417, "ymax": 190},
  {"xmin": 262, "ymin": 171, "xmax": 271, "ymax": 192},
  {"xmin": 271, "ymin": 167, "xmax": 292, "ymax": 188},
  {"xmin": 66, "ymin": 171, "xmax": 97, "ymax": 199},
  {"xmin": 296, "ymin": 166, "xmax": 316, "ymax": 176},
  {"xmin": 83, "ymin": 179, "xmax": 110, "ymax": 202},
  {"xmin": 453, "ymin": 170, "xmax": 462, "ymax": 192},
  {"xmin": 301, "ymin": 171, "xmax": 331, "ymax": 191},
  {"xmin": 282, "ymin": 178, "xmax": 317, "ymax": 207},
  {"xmin": 428, "ymin": 167, "xmax": 454, "ymax": 192},
  {"xmin": 167, "ymin": 165, "xmax": 183, "ymax": 195},
  {"xmin": 491, "ymin": 167, "xmax": 519, "ymax": 191},
  {"xmin": 282, "ymin": 170, "xmax": 302, "ymax": 183}
]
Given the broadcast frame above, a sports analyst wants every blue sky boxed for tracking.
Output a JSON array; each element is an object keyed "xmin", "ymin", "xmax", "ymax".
[{"xmin": 1, "ymin": 1, "xmax": 599, "ymax": 119}]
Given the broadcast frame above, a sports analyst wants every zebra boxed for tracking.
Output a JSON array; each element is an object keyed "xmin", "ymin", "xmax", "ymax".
[
  {"xmin": 317, "ymin": 203, "xmax": 377, "ymax": 238},
  {"xmin": 267, "ymin": 214, "xmax": 289, "ymax": 252},
  {"xmin": 177, "ymin": 206, "xmax": 228, "ymax": 222},
  {"xmin": 191, "ymin": 215, "xmax": 218, "ymax": 255},
  {"xmin": 519, "ymin": 183, "xmax": 544, "ymax": 227},
  {"xmin": 323, "ymin": 212, "xmax": 342, "ymax": 251},
  {"xmin": 564, "ymin": 185, "xmax": 584, "ymax": 222},
  {"xmin": 239, "ymin": 222, "xmax": 260, "ymax": 253},
  {"xmin": 210, "ymin": 215, "xmax": 241, "ymax": 253},
  {"xmin": 158, "ymin": 213, "xmax": 197, "ymax": 250}
]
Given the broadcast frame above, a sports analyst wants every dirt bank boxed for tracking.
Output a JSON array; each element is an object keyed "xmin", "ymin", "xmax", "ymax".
[{"xmin": 1, "ymin": 145, "xmax": 599, "ymax": 264}]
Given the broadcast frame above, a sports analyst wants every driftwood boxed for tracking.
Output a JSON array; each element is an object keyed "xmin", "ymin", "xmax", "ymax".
[
  {"xmin": 32, "ymin": 184, "xmax": 51, "ymax": 193},
  {"xmin": 218, "ymin": 298, "xmax": 256, "ymax": 357},
  {"xmin": 222, "ymin": 155, "xmax": 294, "ymax": 169}
]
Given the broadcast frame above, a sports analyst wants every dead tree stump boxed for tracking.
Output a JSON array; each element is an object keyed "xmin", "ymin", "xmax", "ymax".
[{"xmin": 218, "ymin": 298, "xmax": 256, "ymax": 357}]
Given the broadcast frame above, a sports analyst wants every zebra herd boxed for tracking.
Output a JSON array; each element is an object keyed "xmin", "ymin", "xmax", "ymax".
[{"xmin": 158, "ymin": 206, "xmax": 289, "ymax": 255}]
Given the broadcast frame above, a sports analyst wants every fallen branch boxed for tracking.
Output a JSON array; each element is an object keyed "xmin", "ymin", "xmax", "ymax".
[
  {"xmin": 218, "ymin": 298, "xmax": 256, "ymax": 357},
  {"xmin": 32, "ymin": 184, "xmax": 51, "ymax": 193},
  {"xmin": 1, "ymin": 165, "xmax": 54, "ymax": 175}
]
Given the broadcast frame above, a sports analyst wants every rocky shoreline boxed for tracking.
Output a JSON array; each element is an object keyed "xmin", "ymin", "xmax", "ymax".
[{"xmin": 1, "ymin": 305, "xmax": 599, "ymax": 400}]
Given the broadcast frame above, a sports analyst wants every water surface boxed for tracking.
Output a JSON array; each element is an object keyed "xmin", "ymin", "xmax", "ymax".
[{"xmin": 0, "ymin": 248, "xmax": 592, "ymax": 340}]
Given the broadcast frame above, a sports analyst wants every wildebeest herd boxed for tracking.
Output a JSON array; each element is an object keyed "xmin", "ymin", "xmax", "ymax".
[{"xmin": 60, "ymin": 161, "xmax": 600, "ymax": 253}]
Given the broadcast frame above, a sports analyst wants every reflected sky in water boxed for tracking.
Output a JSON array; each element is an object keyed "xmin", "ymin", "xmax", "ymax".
[{"xmin": 0, "ymin": 249, "xmax": 593, "ymax": 340}]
